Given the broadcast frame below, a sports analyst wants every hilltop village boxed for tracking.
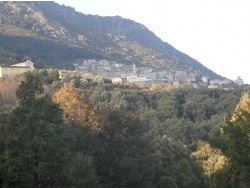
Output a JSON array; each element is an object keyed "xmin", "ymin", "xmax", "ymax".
[{"xmin": 72, "ymin": 59, "xmax": 244, "ymax": 89}]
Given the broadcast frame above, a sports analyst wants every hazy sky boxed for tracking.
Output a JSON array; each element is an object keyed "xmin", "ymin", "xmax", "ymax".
[{"xmin": 54, "ymin": 0, "xmax": 250, "ymax": 84}]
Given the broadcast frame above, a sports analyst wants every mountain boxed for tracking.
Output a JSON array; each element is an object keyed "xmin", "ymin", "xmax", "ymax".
[{"xmin": 0, "ymin": 1, "xmax": 222, "ymax": 79}]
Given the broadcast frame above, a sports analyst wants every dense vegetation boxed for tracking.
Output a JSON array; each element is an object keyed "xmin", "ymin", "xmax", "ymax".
[{"xmin": 0, "ymin": 70, "xmax": 250, "ymax": 187}]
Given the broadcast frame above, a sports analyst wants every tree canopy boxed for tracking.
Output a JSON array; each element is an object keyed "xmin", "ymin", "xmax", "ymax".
[
  {"xmin": 0, "ymin": 69, "xmax": 249, "ymax": 187},
  {"xmin": 1, "ymin": 72, "xmax": 72, "ymax": 187}
]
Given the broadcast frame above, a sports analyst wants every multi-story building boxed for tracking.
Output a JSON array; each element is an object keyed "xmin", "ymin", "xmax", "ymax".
[{"xmin": 0, "ymin": 60, "xmax": 35, "ymax": 78}]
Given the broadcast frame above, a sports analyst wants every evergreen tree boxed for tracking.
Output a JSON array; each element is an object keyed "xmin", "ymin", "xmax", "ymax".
[{"xmin": 1, "ymin": 72, "xmax": 72, "ymax": 187}]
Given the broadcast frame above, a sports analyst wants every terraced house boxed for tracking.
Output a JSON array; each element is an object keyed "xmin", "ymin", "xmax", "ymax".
[{"xmin": 0, "ymin": 60, "xmax": 35, "ymax": 78}]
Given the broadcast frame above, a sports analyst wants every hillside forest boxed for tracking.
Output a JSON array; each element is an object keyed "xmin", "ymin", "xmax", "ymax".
[{"xmin": 0, "ymin": 69, "xmax": 250, "ymax": 187}]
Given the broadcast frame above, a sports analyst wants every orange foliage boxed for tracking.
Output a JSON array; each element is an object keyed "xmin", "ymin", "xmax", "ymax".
[
  {"xmin": 0, "ymin": 77, "xmax": 20, "ymax": 105},
  {"xmin": 52, "ymin": 84, "xmax": 99, "ymax": 130}
]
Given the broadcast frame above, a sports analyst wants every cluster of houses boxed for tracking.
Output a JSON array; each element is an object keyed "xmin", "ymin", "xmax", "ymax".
[
  {"xmin": 74, "ymin": 59, "xmax": 197, "ymax": 84},
  {"xmin": 0, "ymin": 59, "xmax": 245, "ymax": 89},
  {"xmin": 73, "ymin": 59, "xmax": 244, "ymax": 88},
  {"xmin": 206, "ymin": 76, "xmax": 244, "ymax": 89}
]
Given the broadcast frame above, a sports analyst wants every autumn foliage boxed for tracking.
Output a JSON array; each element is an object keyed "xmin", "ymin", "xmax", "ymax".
[{"xmin": 52, "ymin": 83, "xmax": 99, "ymax": 130}]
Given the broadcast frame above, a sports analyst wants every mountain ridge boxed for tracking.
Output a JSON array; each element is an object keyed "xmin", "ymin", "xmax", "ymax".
[{"xmin": 0, "ymin": 1, "xmax": 223, "ymax": 80}]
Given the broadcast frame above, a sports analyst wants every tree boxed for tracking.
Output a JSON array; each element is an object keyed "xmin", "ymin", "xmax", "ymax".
[
  {"xmin": 95, "ymin": 109, "xmax": 155, "ymax": 188},
  {"xmin": 217, "ymin": 92, "xmax": 250, "ymax": 187},
  {"xmin": 68, "ymin": 153, "xmax": 99, "ymax": 188},
  {"xmin": 191, "ymin": 140, "xmax": 227, "ymax": 183},
  {"xmin": 0, "ymin": 104, "xmax": 12, "ymax": 155},
  {"xmin": 152, "ymin": 136, "xmax": 205, "ymax": 188},
  {"xmin": 48, "ymin": 69, "xmax": 60, "ymax": 82},
  {"xmin": 52, "ymin": 83, "xmax": 99, "ymax": 129},
  {"xmin": 1, "ymin": 72, "xmax": 72, "ymax": 187},
  {"xmin": 221, "ymin": 92, "xmax": 250, "ymax": 166},
  {"xmin": 52, "ymin": 83, "xmax": 101, "ymax": 155},
  {"xmin": 0, "ymin": 104, "xmax": 13, "ymax": 186},
  {"xmin": 0, "ymin": 76, "xmax": 20, "ymax": 105}
]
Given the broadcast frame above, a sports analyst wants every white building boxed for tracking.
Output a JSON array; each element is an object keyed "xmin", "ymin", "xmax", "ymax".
[
  {"xmin": 0, "ymin": 60, "xmax": 35, "ymax": 78},
  {"xmin": 126, "ymin": 75, "xmax": 152, "ymax": 83},
  {"xmin": 208, "ymin": 84, "xmax": 219, "ymax": 89}
]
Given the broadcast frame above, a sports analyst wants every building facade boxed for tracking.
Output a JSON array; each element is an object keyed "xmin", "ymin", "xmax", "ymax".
[{"xmin": 0, "ymin": 60, "xmax": 35, "ymax": 78}]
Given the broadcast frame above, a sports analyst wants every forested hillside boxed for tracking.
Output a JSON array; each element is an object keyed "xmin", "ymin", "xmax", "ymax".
[{"xmin": 1, "ymin": 70, "xmax": 250, "ymax": 187}]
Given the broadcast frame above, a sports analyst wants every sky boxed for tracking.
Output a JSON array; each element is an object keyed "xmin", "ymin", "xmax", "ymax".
[{"xmin": 54, "ymin": 0, "xmax": 250, "ymax": 84}]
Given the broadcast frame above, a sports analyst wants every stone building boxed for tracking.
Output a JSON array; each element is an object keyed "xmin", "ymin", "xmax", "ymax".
[{"xmin": 0, "ymin": 60, "xmax": 35, "ymax": 78}]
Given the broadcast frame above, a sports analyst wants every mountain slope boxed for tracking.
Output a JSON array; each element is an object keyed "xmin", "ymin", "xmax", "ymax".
[{"xmin": 0, "ymin": 1, "xmax": 222, "ymax": 79}]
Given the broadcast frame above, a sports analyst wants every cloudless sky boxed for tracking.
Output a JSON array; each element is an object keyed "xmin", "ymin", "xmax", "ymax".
[{"xmin": 54, "ymin": 0, "xmax": 250, "ymax": 84}]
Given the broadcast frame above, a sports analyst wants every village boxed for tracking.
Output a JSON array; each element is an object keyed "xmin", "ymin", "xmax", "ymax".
[
  {"xmin": 72, "ymin": 59, "xmax": 244, "ymax": 89},
  {"xmin": 0, "ymin": 59, "xmax": 244, "ymax": 89}
]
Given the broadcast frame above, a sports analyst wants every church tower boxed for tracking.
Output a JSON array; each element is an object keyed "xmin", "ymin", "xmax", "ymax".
[{"xmin": 133, "ymin": 63, "xmax": 136, "ymax": 75}]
